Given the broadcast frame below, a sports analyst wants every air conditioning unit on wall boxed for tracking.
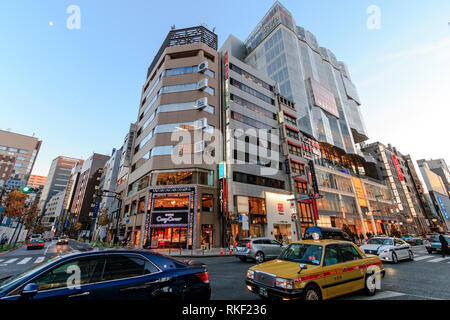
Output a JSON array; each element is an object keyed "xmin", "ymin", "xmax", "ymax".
[
  {"xmin": 195, "ymin": 97, "xmax": 208, "ymax": 110},
  {"xmin": 197, "ymin": 78, "xmax": 208, "ymax": 90},
  {"xmin": 198, "ymin": 61, "xmax": 208, "ymax": 73}
]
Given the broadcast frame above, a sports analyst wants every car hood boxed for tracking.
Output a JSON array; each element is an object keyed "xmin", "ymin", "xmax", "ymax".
[
  {"xmin": 360, "ymin": 244, "xmax": 391, "ymax": 251},
  {"xmin": 250, "ymin": 259, "xmax": 322, "ymax": 279}
]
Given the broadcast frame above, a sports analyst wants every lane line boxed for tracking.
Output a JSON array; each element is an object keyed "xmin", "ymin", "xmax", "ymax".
[
  {"xmin": 366, "ymin": 291, "xmax": 406, "ymax": 300},
  {"xmin": 428, "ymin": 257, "xmax": 450, "ymax": 263},
  {"xmin": 5, "ymin": 258, "xmax": 18, "ymax": 264},
  {"xmin": 414, "ymin": 256, "xmax": 434, "ymax": 261},
  {"xmin": 17, "ymin": 257, "xmax": 32, "ymax": 265},
  {"xmin": 34, "ymin": 256, "xmax": 45, "ymax": 264},
  {"xmin": 0, "ymin": 259, "xmax": 4, "ymax": 263}
]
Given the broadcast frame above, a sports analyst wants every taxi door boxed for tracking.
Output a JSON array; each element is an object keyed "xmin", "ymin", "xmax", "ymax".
[
  {"xmin": 322, "ymin": 244, "xmax": 347, "ymax": 299},
  {"xmin": 337, "ymin": 243, "xmax": 366, "ymax": 293}
]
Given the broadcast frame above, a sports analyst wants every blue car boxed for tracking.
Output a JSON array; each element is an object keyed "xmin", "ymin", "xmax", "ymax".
[{"xmin": 0, "ymin": 250, "xmax": 211, "ymax": 301}]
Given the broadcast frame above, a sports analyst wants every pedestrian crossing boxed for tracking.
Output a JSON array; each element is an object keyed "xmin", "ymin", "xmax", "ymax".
[{"xmin": 0, "ymin": 256, "xmax": 47, "ymax": 267}]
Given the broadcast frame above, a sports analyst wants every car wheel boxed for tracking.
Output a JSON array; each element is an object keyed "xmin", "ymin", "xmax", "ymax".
[
  {"xmin": 408, "ymin": 250, "xmax": 414, "ymax": 261},
  {"xmin": 364, "ymin": 272, "xmax": 377, "ymax": 296},
  {"xmin": 392, "ymin": 252, "xmax": 398, "ymax": 264},
  {"xmin": 303, "ymin": 284, "xmax": 322, "ymax": 300},
  {"xmin": 255, "ymin": 252, "xmax": 265, "ymax": 264},
  {"xmin": 239, "ymin": 257, "xmax": 247, "ymax": 262}
]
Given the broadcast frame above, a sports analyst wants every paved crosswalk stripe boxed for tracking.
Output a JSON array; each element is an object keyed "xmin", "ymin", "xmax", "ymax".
[
  {"xmin": 18, "ymin": 257, "xmax": 32, "ymax": 265},
  {"xmin": 5, "ymin": 258, "xmax": 18, "ymax": 264},
  {"xmin": 414, "ymin": 255, "xmax": 434, "ymax": 261},
  {"xmin": 366, "ymin": 291, "xmax": 406, "ymax": 300},
  {"xmin": 34, "ymin": 256, "xmax": 45, "ymax": 264},
  {"xmin": 0, "ymin": 259, "xmax": 4, "ymax": 263},
  {"xmin": 428, "ymin": 257, "xmax": 450, "ymax": 263}
]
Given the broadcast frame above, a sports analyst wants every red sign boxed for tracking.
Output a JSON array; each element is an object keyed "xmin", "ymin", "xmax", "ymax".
[
  {"xmin": 392, "ymin": 155, "xmax": 404, "ymax": 181},
  {"xmin": 224, "ymin": 52, "xmax": 229, "ymax": 80},
  {"xmin": 277, "ymin": 203, "xmax": 284, "ymax": 213}
]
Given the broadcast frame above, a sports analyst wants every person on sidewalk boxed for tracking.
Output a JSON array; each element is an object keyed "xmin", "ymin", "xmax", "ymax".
[
  {"xmin": 439, "ymin": 232, "xmax": 448, "ymax": 258},
  {"xmin": 205, "ymin": 233, "xmax": 210, "ymax": 250}
]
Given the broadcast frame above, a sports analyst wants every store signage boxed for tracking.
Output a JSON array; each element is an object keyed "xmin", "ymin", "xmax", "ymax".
[
  {"xmin": 392, "ymin": 155, "xmax": 404, "ymax": 181},
  {"xmin": 237, "ymin": 196, "xmax": 249, "ymax": 213},
  {"xmin": 308, "ymin": 160, "xmax": 319, "ymax": 194},
  {"xmin": 310, "ymin": 78, "xmax": 339, "ymax": 118},
  {"xmin": 152, "ymin": 212, "xmax": 187, "ymax": 225},
  {"xmin": 352, "ymin": 177, "xmax": 368, "ymax": 207},
  {"xmin": 277, "ymin": 203, "xmax": 285, "ymax": 215}
]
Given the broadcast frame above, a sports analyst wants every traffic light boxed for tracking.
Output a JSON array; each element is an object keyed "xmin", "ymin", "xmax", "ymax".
[{"xmin": 21, "ymin": 186, "xmax": 39, "ymax": 193}]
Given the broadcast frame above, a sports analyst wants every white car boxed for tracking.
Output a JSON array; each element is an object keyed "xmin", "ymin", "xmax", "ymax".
[{"xmin": 360, "ymin": 237, "xmax": 414, "ymax": 264}]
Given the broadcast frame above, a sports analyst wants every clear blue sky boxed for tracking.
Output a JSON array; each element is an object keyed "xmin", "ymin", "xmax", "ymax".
[{"xmin": 1, "ymin": 0, "xmax": 449, "ymax": 176}]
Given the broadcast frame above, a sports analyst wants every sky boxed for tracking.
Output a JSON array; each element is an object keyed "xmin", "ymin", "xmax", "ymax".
[{"xmin": 1, "ymin": 0, "xmax": 449, "ymax": 177}]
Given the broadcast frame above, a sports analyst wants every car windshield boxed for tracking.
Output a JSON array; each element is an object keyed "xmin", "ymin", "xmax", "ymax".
[
  {"xmin": 0, "ymin": 256, "xmax": 60, "ymax": 293},
  {"xmin": 277, "ymin": 243, "xmax": 323, "ymax": 265},
  {"xmin": 367, "ymin": 238, "xmax": 393, "ymax": 246}
]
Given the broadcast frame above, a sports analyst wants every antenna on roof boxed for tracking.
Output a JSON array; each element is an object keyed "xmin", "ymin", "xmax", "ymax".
[
  {"xmin": 171, "ymin": 25, "xmax": 176, "ymax": 30},
  {"xmin": 212, "ymin": 27, "xmax": 216, "ymax": 33}
]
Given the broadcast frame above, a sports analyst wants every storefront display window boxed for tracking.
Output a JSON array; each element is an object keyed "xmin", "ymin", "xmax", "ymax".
[
  {"xmin": 249, "ymin": 197, "xmax": 266, "ymax": 215},
  {"xmin": 202, "ymin": 194, "xmax": 213, "ymax": 212},
  {"xmin": 155, "ymin": 171, "xmax": 194, "ymax": 185},
  {"xmin": 138, "ymin": 197, "xmax": 145, "ymax": 214},
  {"xmin": 153, "ymin": 195, "xmax": 189, "ymax": 211}
]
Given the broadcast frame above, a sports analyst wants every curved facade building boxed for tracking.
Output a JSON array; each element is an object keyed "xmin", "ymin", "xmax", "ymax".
[{"xmin": 244, "ymin": 2, "xmax": 368, "ymax": 155}]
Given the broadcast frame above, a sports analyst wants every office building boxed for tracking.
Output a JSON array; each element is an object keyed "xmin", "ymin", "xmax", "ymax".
[
  {"xmin": 420, "ymin": 159, "xmax": 450, "ymax": 197},
  {"xmin": 0, "ymin": 129, "xmax": 42, "ymax": 188},
  {"xmin": 70, "ymin": 153, "xmax": 109, "ymax": 236},
  {"xmin": 43, "ymin": 191, "xmax": 65, "ymax": 230},
  {"xmin": 27, "ymin": 175, "xmax": 47, "ymax": 188},
  {"xmin": 38, "ymin": 156, "xmax": 83, "ymax": 216},
  {"xmin": 417, "ymin": 160, "xmax": 450, "ymax": 231},
  {"xmin": 122, "ymin": 26, "xmax": 220, "ymax": 249}
]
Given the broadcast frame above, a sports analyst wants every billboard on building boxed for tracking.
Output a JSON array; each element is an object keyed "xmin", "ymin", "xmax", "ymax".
[{"xmin": 309, "ymin": 78, "xmax": 339, "ymax": 118}]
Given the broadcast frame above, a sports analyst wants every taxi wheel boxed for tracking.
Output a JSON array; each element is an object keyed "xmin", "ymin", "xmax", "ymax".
[
  {"xmin": 364, "ymin": 273, "xmax": 377, "ymax": 296},
  {"xmin": 408, "ymin": 250, "xmax": 414, "ymax": 261},
  {"xmin": 255, "ymin": 252, "xmax": 265, "ymax": 264},
  {"xmin": 391, "ymin": 252, "xmax": 398, "ymax": 264},
  {"xmin": 303, "ymin": 284, "xmax": 322, "ymax": 301}
]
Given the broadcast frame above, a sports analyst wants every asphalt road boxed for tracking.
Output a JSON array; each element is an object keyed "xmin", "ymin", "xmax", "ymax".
[
  {"xmin": 195, "ymin": 245, "xmax": 450, "ymax": 300},
  {"xmin": 0, "ymin": 239, "xmax": 90, "ymax": 280},
  {"xmin": 1, "ymin": 243, "xmax": 449, "ymax": 300}
]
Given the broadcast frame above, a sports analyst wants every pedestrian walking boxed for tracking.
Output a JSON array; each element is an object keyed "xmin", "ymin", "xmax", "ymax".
[
  {"xmin": 278, "ymin": 233, "xmax": 284, "ymax": 244},
  {"xmin": 439, "ymin": 232, "xmax": 448, "ymax": 258},
  {"xmin": 205, "ymin": 233, "xmax": 210, "ymax": 250}
]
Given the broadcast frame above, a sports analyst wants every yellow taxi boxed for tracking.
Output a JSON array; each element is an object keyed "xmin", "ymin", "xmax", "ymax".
[{"xmin": 245, "ymin": 240, "xmax": 385, "ymax": 300}]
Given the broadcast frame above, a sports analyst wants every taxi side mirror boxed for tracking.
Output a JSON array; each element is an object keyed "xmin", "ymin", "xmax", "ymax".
[{"xmin": 298, "ymin": 263, "xmax": 308, "ymax": 274}]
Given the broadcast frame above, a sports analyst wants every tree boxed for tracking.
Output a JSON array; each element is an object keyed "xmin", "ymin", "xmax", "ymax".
[
  {"xmin": 23, "ymin": 201, "xmax": 39, "ymax": 230},
  {"xmin": 2, "ymin": 190, "xmax": 28, "ymax": 219},
  {"xmin": 97, "ymin": 209, "xmax": 110, "ymax": 227},
  {"xmin": 33, "ymin": 222, "xmax": 45, "ymax": 235}
]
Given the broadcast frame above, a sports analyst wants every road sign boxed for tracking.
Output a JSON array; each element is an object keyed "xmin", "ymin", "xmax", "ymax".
[{"xmin": 242, "ymin": 215, "xmax": 249, "ymax": 231}]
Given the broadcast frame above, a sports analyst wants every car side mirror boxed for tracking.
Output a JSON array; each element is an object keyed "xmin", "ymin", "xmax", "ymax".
[
  {"xmin": 21, "ymin": 283, "xmax": 38, "ymax": 298},
  {"xmin": 299, "ymin": 263, "xmax": 308, "ymax": 271}
]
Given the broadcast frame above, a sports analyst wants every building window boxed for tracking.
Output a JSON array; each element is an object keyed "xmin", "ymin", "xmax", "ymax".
[
  {"xmin": 230, "ymin": 78, "xmax": 274, "ymax": 105},
  {"xmin": 291, "ymin": 161, "xmax": 305, "ymax": 175},
  {"xmin": 230, "ymin": 94, "xmax": 276, "ymax": 120},
  {"xmin": 202, "ymin": 194, "xmax": 213, "ymax": 212},
  {"xmin": 233, "ymin": 171, "xmax": 285, "ymax": 190},
  {"xmin": 288, "ymin": 143, "xmax": 302, "ymax": 157},
  {"xmin": 284, "ymin": 114, "xmax": 297, "ymax": 126},
  {"xmin": 295, "ymin": 181, "xmax": 308, "ymax": 194},
  {"xmin": 229, "ymin": 63, "xmax": 273, "ymax": 91},
  {"xmin": 286, "ymin": 128, "xmax": 299, "ymax": 140}
]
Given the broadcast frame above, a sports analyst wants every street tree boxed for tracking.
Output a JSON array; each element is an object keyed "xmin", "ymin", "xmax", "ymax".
[{"xmin": 2, "ymin": 190, "xmax": 28, "ymax": 219}]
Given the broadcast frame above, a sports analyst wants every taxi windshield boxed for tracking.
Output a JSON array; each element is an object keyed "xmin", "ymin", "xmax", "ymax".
[
  {"xmin": 278, "ymin": 244, "xmax": 323, "ymax": 265},
  {"xmin": 367, "ymin": 238, "xmax": 393, "ymax": 246}
]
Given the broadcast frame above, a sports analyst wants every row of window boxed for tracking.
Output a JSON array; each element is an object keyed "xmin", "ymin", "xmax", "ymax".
[
  {"xmin": 230, "ymin": 78, "xmax": 274, "ymax": 105},
  {"xmin": 135, "ymin": 121, "xmax": 214, "ymax": 153},
  {"xmin": 231, "ymin": 111, "xmax": 273, "ymax": 130},
  {"xmin": 138, "ymin": 101, "xmax": 214, "ymax": 137},
  {"xmin": 0, "ymin": 146, "xmax": 28, "ymax": 154},
  {"xmin": 142, "ymin": 65, "xmax": 215, "ymax": 105},
  {"xmin": 288, "ymin": 143, "xmax": 302, "ymax": 157},
  {"xmin": 230, "ymin": 94, "xmax": 276, "ymax": 120},
  {"xmin": 140, "ymin": 82, "xmax": 215, "ymax": 120},
  {"xmin": 233, "ymin": 171, "xmax": 285, "ymax": 190},
  {"xmin": 229, "ymin": 63, "xmax": 273, "ymax": 91}
]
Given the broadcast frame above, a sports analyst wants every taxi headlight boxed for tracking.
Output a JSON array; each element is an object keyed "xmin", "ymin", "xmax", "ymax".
[
  {"xmin": 247, "ymin": 270, "xmax": 254, "ymax": 280},
  {"xmin": 381, "ymin": 249, "xmax": 390, "ymax": 254},
  {"xmin": 275, "ymin": 278, "xmax": 293, "ymax": 290}
]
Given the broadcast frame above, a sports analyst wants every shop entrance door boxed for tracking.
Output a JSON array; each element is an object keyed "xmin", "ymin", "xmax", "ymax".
[{"xmin": 273, "ymin": 224, "xmax": 292, "ymax": 244}]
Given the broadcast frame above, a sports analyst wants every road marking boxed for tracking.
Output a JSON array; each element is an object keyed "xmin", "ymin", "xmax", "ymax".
[
  {"xmin": 34, "ymin": 256, "xmax": 45, "ymax": 264},
  {"xmin": 366, "ymin": 291, "xmax": 406, "ymax": 300},
  {"xmin": 0, "ymin": 259, "xmax": 4, "ymax": 263},
  {"xmin": 17, "ymin": 257, "xmax": 32, "ymax": 265},
  {"xmin": 5, "ymin": 258, "xmax": 18, "ymax": 264},
  {"xmin": 414, "ymin": 255, "xmax": 434, "ymax": 261},
  {"xmin": 428, "ymin": 257, "xmax": 450, "ymax": 263}
]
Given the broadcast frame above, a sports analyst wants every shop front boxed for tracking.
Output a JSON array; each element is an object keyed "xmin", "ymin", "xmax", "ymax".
[{"xmin": 143, "ymin": 186, "xmax": 197, "ymax": 249}]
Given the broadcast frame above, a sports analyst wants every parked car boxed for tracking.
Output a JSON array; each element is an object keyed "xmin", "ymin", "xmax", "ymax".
[
  {"xmin": 246, "ymin": 240, "xmax": 385, "ymax": 300},
  {"xmin": 424, "ymin": 234, "xmax": 450, "ymax": 254},
  {"xmin": 234, "ymin": 238, "xmax": 285, "ymax": 263},
  {"xmin": 27, "ymin": 239, "xmax": 45, "ymax": 250},
  {"xmin": 303, "ymin": 227, "xmax": 352, "ymax": 242},
  {"xmin": 401, "ymin": 234, "xmax": 423, "ymax": 246},
  {"xmin": 0, "ymin": 250, "xmax": 211, "ymax": 301},
  {"xmin": 359, "ymin": 237, "xmax": 413, "ymax": 263}
]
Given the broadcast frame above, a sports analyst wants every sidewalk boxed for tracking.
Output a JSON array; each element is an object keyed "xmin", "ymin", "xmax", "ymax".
[{"xmin": 149, "ymin": 247, "xmax": 235, "ymax": 258}]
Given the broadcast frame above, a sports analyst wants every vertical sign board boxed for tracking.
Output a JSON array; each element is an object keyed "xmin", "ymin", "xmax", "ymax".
[
  {"xmin": 352, "ymin": 177, "xmax": 368, "ymax": 207},
  {"xmin": 392, "ymin": 155, "xmax": 404, "ymax": 181},
  {"xmin": 308, "ymin": 160, "xmax": 319, "ymax": 194}
]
